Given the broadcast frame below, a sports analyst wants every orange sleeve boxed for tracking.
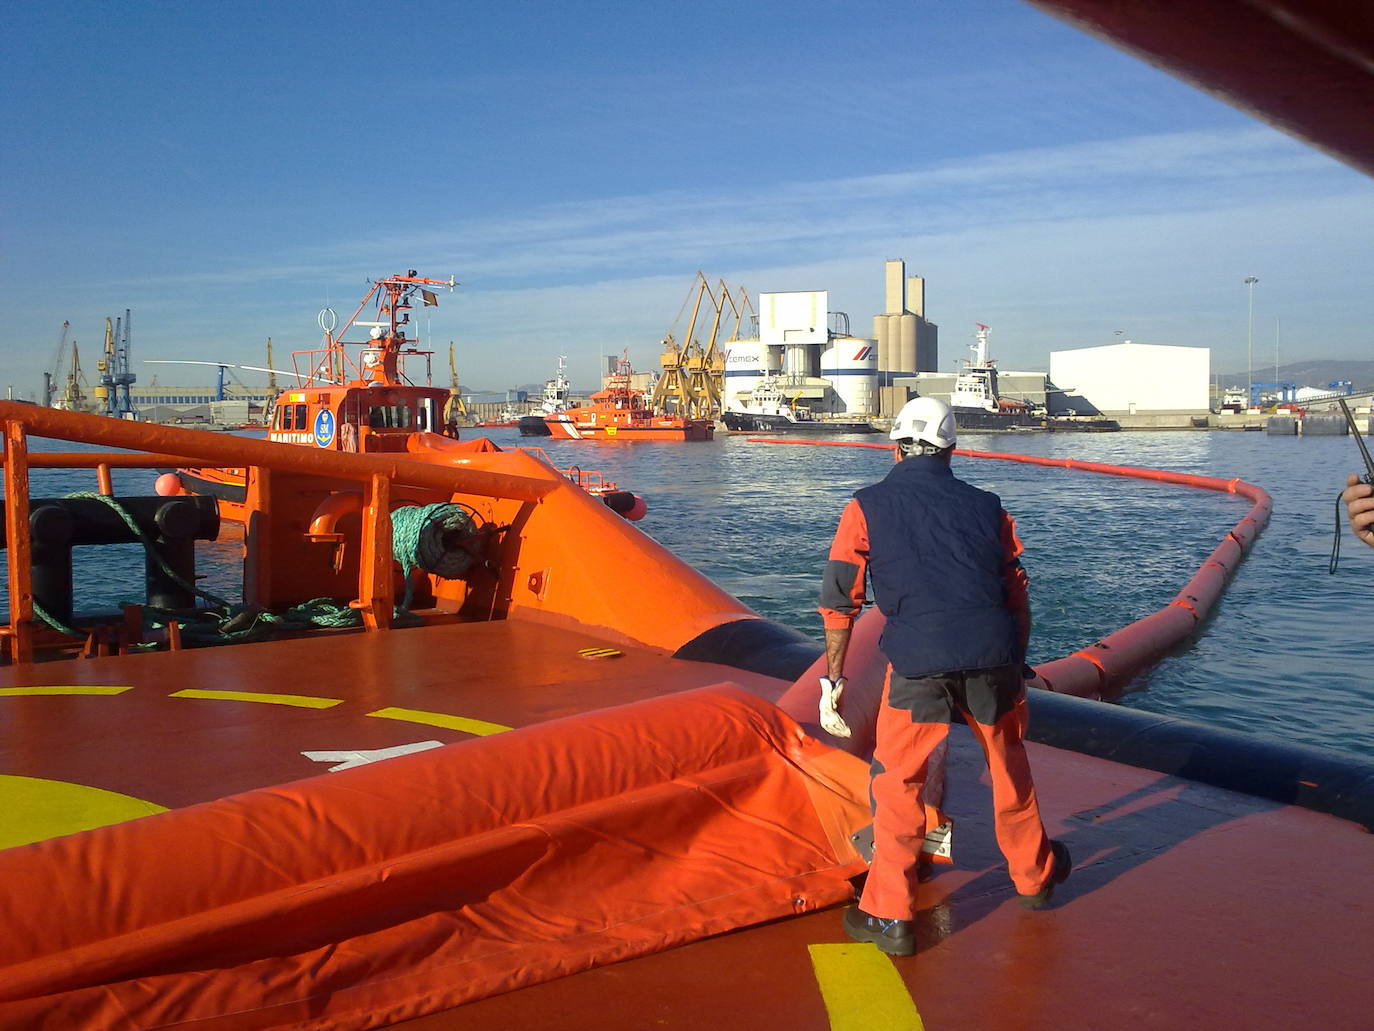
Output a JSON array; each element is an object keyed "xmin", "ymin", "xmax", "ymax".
[
  {"xmin": 818, "ymin": 499, "xmax": 869, "ymax": 629},
  {"xmin": 1001, "ymin": 510, "xmax": 1029, "ymax": 615}
]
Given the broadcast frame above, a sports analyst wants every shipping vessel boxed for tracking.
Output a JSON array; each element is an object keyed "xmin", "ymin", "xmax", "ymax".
[
  {"xmin": 722, "ymin": 375, "xmax": 877, "ymax": 434},
  {"xmin": 951, "ymin": 324, "xmax": 1120, "ymax": 433},
  {"xmin": 545, "ymin": 356, "xmax": 714, "ymax": 441}
]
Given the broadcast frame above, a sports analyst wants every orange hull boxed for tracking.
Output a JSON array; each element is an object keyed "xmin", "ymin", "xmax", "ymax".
[{"xmin": 545, "ymin": 413, "xmax": 714, "ymax": 441}]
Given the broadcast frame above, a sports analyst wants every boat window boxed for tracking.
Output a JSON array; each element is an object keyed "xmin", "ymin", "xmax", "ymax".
[
  {"xmin": 367, "ymin": 405, "xmax": 412, "ymax": 429},
  {"xmin": 294, "ymin": 403, "xmax": 308, "ymax": 429},
  {"xmin": 279, "ymin": 405, "xmax": 293, "ymax": 430},
  {"xmin": 418, "ymin": 398, "xmax": 436, "ymax": 432}
]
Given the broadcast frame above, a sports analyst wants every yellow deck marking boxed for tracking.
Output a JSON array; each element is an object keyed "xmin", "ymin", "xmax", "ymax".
[
  {"xmin": 808, "ymin": 942, "xmax": 923, "ymax": 1031},
  {"xmin": 0, "ymin": 775, "xmax": 167, "ymax": 850},
  {"xmin": 170, "ymin": 688, "xmax": 342, "ymax": 709},
  {"xmin": 367, "ymin": 706, "xmax": 511, "ymax": 736},
  {"xmin": 0, "ymin": 685, "xmax": 133, "ymax": 696},
  {"xmin": 577, "ymin": 646, "xmax": 623, "ymax": 660}
]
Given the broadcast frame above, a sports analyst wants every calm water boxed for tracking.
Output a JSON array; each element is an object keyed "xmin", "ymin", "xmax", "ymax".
[{"xmin": 11, "ymin": 427, "xmax": 1373, "ymax": 759}]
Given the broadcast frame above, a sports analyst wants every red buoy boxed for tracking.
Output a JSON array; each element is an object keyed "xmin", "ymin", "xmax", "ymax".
[{"xmin": 154, "ymin": 473, "xmax": 183, "ymax": 497}]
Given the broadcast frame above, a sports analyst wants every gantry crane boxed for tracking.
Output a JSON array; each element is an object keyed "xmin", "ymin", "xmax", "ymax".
[
  {"xmin": 43, "ymin": 321, "xmax": 71, "ymax": 408},
  {"xmin": 55, "ymin": 342, "xmax": 92, "ymax": 412},
  {"xmin": 684, "ymin": 278, "xmax": 730, "ymax": 419},
  {"xmin": 444, "ymin": 341, "xmax": 472, "ymax": 430},
  {"xmin": 94, "ymin": 311, "xmax": 139, "ymax": 419},
  {"xmin": 653, "ymin": 273, "xmax": 730, "ymax": 419}
]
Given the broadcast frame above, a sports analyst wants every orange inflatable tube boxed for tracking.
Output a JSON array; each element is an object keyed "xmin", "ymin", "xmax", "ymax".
[
  {"xmin": 0, "ymin": 686, "xmax": 869, "ymax": 1031},
  {"xmin": 749, "ymin": 439, "xmax": 1273, "ymax": 700}
]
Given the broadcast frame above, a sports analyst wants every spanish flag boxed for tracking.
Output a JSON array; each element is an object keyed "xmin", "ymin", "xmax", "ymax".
[{"xmin": 421, "ymin": 289, "xmax": 439, "ymax": 307}]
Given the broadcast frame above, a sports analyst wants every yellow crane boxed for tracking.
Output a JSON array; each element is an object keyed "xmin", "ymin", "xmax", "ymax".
[
  {"xmin": 684, "ymin": 278, "xmax": 731, "ymax": 419},
  {"xmin": 654, "ymin": 272, "xmax": 730, "ymax": 419},
  {"xmin": 445, "ymin": 341, "xmax": 472, "ymax": 429},
  {"xmin": 56, "ymin": 341, "xmax": 92, "ymax": 412}
]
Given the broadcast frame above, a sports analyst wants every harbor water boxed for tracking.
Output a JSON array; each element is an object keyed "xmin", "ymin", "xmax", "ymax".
[{"xmin": 12, "ymin": 427, "xmax": 1374, "ymax": 760}]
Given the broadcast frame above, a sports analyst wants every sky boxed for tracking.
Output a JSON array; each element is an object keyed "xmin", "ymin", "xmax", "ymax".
[{"xmin": 4, "ymin": 0, "xmax": 1371, "ymax": 398}]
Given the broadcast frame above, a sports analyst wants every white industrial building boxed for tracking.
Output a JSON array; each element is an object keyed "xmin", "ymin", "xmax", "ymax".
[
  {"xmin": 721, "ymin": 261, "xmax": 939, "ymax": 418},
  {"xmin": 1049, "ymin": 342, "xmax": 1210, "ymax": 416},
  {"xmin": 723, "ymin": 290, "xmax": 878, "ymax": 416}
]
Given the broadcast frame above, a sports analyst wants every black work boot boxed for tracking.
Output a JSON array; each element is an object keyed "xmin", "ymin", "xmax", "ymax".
[
  {"xmin": 1018, "ymin": 840, "xmax": 1072, "ymax": 909},
  {"xmin": 842, "ymin": 905, "xmax": 916, "ymax": 956}
]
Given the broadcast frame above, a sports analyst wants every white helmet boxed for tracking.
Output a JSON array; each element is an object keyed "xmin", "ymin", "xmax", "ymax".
[{"xmin": 890, "ymin": 396, "xmax": 957, "ymax": 449}]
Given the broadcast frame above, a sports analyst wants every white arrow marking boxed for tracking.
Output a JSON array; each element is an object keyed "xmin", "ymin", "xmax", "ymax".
[{"xmin": 302, "ymin": 740, "xmax": 445, "ymax": 772}]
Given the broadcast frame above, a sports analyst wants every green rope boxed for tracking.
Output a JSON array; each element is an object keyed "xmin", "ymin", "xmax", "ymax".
[
  {"xmin": 390, "ymin": 503, "xmax": 479, "ymax": 610},
  {"xmin": 31, "ymin": 599, "xmax": 85, "ymax": 639}
]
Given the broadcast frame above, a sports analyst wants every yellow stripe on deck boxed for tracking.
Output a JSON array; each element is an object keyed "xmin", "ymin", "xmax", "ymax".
[
  {"xmin": 0, "ymin": 685, "xmax": 133, "ymax": 696},
  {"xmin": 808, "ymin": 943, "xmax": 923, "ymax": 1031},
  {"xmin": 367, "ymin": 706, "xmax": 511, "ymax": 736},
  {"xmin": 170, "ymin": 688, "xmax": 343, "ymax": 709}
]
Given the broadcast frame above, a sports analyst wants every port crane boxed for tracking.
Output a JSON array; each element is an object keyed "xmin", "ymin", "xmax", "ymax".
[
  {"xmin": 265, "ymin": 338, "xmax": 279, "ymax": 400},
  {"xmin": 43, "ymin": 321, "xmax": 71, "ymax": 408},
  {"xmin": 653, "ymin": 273, "xmax": 729, "ymax": 420},
  {"xmin": 55, "ymin": 341, "xmax": 93, "ymax": 412},
  {"xmin": 94, "ymin": 310, "xmax": 139, "ymax": 419},
  {"xmin": 445, "ymin": 341, "xmax": 472, "ymax": 428}
]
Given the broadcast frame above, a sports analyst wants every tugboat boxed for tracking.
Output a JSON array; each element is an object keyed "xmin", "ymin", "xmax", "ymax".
[
  {"xmin": 517, "ymin": 355, "xmax": 572, "ymax": 437},
  {"xmin": 950, "ymin": 324, "xmax": 1120, "ymax": 432},
  {"xmin": 545, "ymin": 355, "xmax": 714, "ymax": 441},
  {"xmin": 722, "ymin": 374, "xmax": 877, "ymax": 434}
]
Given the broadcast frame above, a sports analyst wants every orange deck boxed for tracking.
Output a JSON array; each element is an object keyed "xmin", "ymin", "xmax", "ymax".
[{"xmin": 3, "ymin": 617, "xmax": 1370, "ymax": 1029}]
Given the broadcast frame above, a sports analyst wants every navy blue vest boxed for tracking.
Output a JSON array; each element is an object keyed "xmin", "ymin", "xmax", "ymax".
[{"xmin": 854, "ymin": 456, "xmax": 1019, "ymax": 677}]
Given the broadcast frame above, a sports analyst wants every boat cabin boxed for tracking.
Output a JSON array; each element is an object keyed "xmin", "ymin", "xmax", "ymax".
[{"xmin": 269, "ymin": 384, "xmax": 451, "ymax": 453}]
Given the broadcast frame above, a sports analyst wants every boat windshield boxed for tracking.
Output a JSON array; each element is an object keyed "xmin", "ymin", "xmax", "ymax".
[{"xmin": 368, "ymin": 404, "xmax": 412, "ymax": 429}]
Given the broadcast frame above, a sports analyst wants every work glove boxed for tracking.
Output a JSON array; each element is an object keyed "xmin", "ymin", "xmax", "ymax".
[{"xmin": 818, "ymin": 675, "xmax": 852, "ymax": 738}]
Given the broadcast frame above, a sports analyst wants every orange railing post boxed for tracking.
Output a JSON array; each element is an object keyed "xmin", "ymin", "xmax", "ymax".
[
  {"xmin": 359, "ymin": 473, "xmax": 394, "ymax": 631},
  {"xmin": 3, "ymin": 422, "xmax": 34, "ymax": 663}
]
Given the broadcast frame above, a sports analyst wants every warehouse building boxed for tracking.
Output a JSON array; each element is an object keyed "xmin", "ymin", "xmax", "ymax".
[{"xmin": 1049, "ymin": 342, "xmax": 1210, "ymax": 417}]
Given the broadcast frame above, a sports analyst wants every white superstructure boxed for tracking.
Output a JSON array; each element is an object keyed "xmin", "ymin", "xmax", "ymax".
[{"xmin": 949, "ymin": 323, "xmax": 1001, "ymax": 412}]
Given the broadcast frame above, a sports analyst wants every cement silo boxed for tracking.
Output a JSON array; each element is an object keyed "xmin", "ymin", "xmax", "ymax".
[
  {"xmin": 873, "ymin": 314, "xmax": 891, "ymax": 382},
  {"xmin": 722, "ymin": 338, "xmax": 777, "ymax": 407},
  {"xmin": 821, "ymin": 337, "xmax": 878, "ymax": 415},
  {"xmin": 872, "ymin": 260, "xmax": 940, "ymax": 415},
  {"xmin": 898, "ymin": 313, "xmax": 918, "ymax": 376}
]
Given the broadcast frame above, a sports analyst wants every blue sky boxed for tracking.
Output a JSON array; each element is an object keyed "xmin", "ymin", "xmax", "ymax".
[{"xmin": 4, "ymin": 0, "xmax": 1370, "ymax": 397}]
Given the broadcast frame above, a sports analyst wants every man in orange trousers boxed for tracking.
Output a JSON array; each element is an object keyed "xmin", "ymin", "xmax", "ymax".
[{"xmin": 818, "ymin": 397, "xmax": 1070, "ymax": 956}]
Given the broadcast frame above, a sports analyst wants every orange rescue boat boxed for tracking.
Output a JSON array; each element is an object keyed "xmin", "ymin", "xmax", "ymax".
[{"xmin": 545, "ymin": 356, "xmax": 714, "ymax": 441}]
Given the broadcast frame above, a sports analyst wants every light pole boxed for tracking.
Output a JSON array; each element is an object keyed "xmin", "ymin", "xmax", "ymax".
[{"xmin": 1244, "ymin": 276, "xmax": 1259, "ymax": 403}]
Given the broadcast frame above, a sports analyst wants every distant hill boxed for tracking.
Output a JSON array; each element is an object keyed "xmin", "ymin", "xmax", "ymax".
[{"xmin": 1218, "ymin": 359, "xmax": 1374, "ymax": 391}]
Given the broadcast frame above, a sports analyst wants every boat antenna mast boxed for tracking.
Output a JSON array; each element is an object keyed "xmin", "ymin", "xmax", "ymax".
[
  {"xmin": 971, "ymin": 323, "xmax": 991, "ymax": 368},
  {"xmin": 304, "ymin": 271, "xmax": 457, "ymax": 388}
]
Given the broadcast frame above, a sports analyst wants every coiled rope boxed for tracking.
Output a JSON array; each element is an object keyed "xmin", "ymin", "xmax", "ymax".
[{"xmin": 390, "ymin": 502, "xmax": 480, "ymax": 609}]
